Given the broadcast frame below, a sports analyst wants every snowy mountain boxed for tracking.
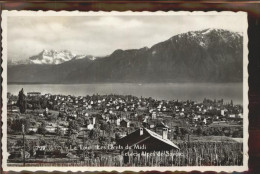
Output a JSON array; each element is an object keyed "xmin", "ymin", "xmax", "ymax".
[
  {"xmin": 74, "ymin": 54, "xmax": 96, "ymax": 61},
  {"xmin": 28, "ymin": 49, "xmax": 95, "ymax": 65},
  {"xmin": 8, "ymin": 28, "xmax": 243, "ymax": 83},
  {"xmin": 171, "ymin": 28, "xmax": 242, "ymax": 50}
]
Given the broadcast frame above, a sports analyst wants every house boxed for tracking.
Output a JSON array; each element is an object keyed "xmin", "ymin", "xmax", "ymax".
[
  {"xmin": 92, "ymin": 117, "xmax": 96, "ymax": 125},
  {"xmin": 44, "ymin": 93, "xmax": 51, "ymax": 98},
  {"xmin": 120, "ymin": 119, "xmax": 130, "ymax": 128},
  {"xmin": 44, "ymin": 108, "xmax": 49, "ymax": 115},
  {"xmin": 162, "ymin": 106, "xmax": 167, "ymax": 112},
  {"xmin": 59, "ymin": 126, "xmax": 68, "ymax": 134},
  {"xmin": 142, "ymin": 117, "xmax": 150, "ymax": 128},
  {"xmin": 228, "ymin": 114, "xmax": 236, "ymax": 118},
  {"xmin": 179, "ymin": 112, "xmax": 185, "ymax": 117},
  {"xmin": 117, "ymin": 127, "xmax": 179, "ymax": 154},
  {"xmin": 155, "ymin": 121, "xmax": 169, "ymax": 134},
  {"xmin": 10, "ymin": 106, "xmax": 19, "ymax": 113},
  {"xmin": 237, "ymin": 113, "xmax": 243, "ymax": 118},
  {"xmin": 221, "ymin": 109, "xmax": 227, "ymax": 116},
  {"xmin": 203, "ymin": 118, "xmax": 207, "ymax": 124},
  {"xmin": 116, "ymin": 117, "xmax": 121, "ymax": 126},
  {"xmin": 27, "ymin": 92, "xmax": 41, "ymax": 97},
  {"xmin": 151, "ymin": 111, "xmax": 157, "ymax": 119},
  {"xmin": 87, "ymin": 124, "xmax": 94, "ymax": 130},
  {"xmin": 28, "ymin": 127, "xmax": 38, "ymax": 133},
  {"xmin": 45, "ymin": 125, "xmax": 56, "ymax": 133}
]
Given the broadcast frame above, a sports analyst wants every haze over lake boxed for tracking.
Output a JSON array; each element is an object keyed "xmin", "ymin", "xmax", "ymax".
[{"xmin": 8, "ymin": 83, "xmax": 243, "ymax": 105}]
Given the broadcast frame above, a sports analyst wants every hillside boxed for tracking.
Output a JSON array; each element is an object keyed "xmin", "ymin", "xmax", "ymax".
[{"xmin": 7, "ymin": 29, "xmax": 243, "ymax": 84}]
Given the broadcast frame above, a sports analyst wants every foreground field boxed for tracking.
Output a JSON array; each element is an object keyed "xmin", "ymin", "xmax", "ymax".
[
  {"xmin": 188, "ymin": 135, "xmax": 243, "ymax": 143},
  {"xmin": 8, "ymin": 141, "xmax": 243, "ymax": 166}
]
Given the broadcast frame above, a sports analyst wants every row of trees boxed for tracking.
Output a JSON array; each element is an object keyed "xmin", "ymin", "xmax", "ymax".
[
  {"xmin": 16, "ymin": 88, "xmax": 54, "ymax": 113},
  {"xmin": 194, "ymin": 126, "xmax": 243, "ymax": 138},
  {"xmin": 16, "ymin": 88, "xmax": 27, "ymax": 113}
]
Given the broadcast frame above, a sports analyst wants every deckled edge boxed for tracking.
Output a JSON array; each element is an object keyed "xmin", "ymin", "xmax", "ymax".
[{"xmin": 1, "ymin": 10, "xmax": 249, "ymax": 173}]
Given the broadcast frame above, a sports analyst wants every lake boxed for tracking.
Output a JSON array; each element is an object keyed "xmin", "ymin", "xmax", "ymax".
[{"xmin": 7, "ymin": 83, "xmax": 243, "ymax": 105}]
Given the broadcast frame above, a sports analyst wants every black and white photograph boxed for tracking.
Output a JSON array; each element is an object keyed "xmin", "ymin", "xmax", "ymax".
[{"xmin": 1, "ymin": 11, "xmax": 248, "ymax": 171}]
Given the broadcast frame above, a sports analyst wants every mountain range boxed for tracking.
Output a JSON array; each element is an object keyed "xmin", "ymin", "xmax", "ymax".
[
  {"xmin": 7, "ymin": 28, "xmax": 243, "ymax": 84},
  {"xmin": 8, "ymin": 49, "xmax": 96, "ymax": 65}
]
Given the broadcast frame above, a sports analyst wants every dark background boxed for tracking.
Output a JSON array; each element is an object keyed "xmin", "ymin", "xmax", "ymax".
[{"xmin": 1, "ymin": 1, "xmax": 260, "ymax": 174}]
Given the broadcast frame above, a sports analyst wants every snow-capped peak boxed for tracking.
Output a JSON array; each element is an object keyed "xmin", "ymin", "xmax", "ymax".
[
  {"xmin": 89, "ymin": 56, "xmax": 96, "ymax": 61},
  {"xmin": 201, "ymin": 29, "xmax": 211, "ymax": 35},
  {"xmin": 29, "ymin": 49, "xmax": 93, "ymax": 65},
  {"xmin": 74, "ymin": 55, "xmax": 96, "ymax": 61},
  {"xmin": 201, "ymin": 28, "xmax": 218, "ymax": 35},
  {"xmin": 168, "ymin": 28, "xmax": 242, "ymax": 50}
]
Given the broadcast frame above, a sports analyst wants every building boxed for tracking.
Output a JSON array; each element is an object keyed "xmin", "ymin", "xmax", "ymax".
[
  {"xmin": 7, "ymin": 105, "xmax": 19, "ymax": 113},
  {"xmin": 151, "ymin": 111, "xmax": 157, "ymax": 119},
  {"xmin": 228, "ymin": 114, "xmax": 236, "ymax": 118},
  {"xmin": 117, "ymin": 127, "xmax": 179, "ymax": 152},
  {"xmin": 155, "ymin": 121, "xmax": 169, "ymax": 135},
  {"xmin": 142, "ymin": 118, "xmax": 150, "ymax": 128},
  {"xmin": 117, "ymin": 127, "xmax": 179, "ymax": 163},
  {"xmin": 221, "ymin": 109, "xmax": 227, "ymax": 116},
  {"xmin": 27, "ymin": 92, "xmax": 41, "ymax": 97},
  {"xmin": 120, "ymin": 119, "xmax": 130, "ymax": 128},
  {"xmin": 45, "ymin": 125, "xmax": 56, "ymax": 133}
]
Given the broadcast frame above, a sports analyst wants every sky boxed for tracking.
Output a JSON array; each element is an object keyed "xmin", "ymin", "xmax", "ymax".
[{"xmin": 7, "ymin": 14, "xmax": 245, "ymax": 61}]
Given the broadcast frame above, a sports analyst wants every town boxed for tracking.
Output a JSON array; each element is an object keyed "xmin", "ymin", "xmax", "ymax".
[{"xmin": 7, "ymin": 89, "xmax": 244, "ymax": 166}]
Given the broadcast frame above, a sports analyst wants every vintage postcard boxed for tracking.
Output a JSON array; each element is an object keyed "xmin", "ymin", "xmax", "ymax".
[{"xmin": 1, "ymin": 11, "xmax": 248, "ymax": 172}]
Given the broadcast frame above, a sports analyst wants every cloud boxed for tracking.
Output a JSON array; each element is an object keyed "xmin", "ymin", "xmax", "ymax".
[
  {"xmin": 84, "ymin": 16, "xmax": 143, "ymax": 29},
  {"xmin": 7, "ymin": 14, "xmax": 245, "ymax": 61}
]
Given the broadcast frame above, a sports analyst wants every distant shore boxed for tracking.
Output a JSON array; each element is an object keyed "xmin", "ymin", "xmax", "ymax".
[{"xmin": 7, "ymin": 82, "xmax": 243, "ymax": 85}]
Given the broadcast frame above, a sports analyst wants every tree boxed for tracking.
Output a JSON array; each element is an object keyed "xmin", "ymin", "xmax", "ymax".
[
  {"xmin": 180, "ymin": 127, "xmax": 189, "ymax": 140},
  {"xmin": 16, "ymin": 88, "xmax": 27, "ymax": 113},
  {"xmin": 68, "ymin": 120, "xmax": 79, "ymax": 136},
  {"xmin": 10, "ymin": 118, "xmax": 31, "ymax": 134},
  {"xmin": 31, "ymin": 99, "xmax": 41, "ymax": 110},
  {"xmin": 89, "ymin": 128, "xmax": 98, "ymax": 140},
  {"xmin": 174, "ymin": 126, "xmax": 181, "ymax": 140},
  {"xmin": 130, "ymin": 122, "xmax": 137, "ymax": 128},
  {"xmin": 40, "ymin": 98, "xmax": 48, "ymax": 109},
  {"xmin": 100, "ymin": 121, "xmax": 110, "ymax": 136},
  {"xmin": 55, "ymin": 126, "xmax": 64, "ymax": 137},
  {"xmin": 99, "ymin": 136, "xmax": 110, "ymax": 145},
  {"xmin": 46, "ymin": 114, "xmax": 57, "ymax": 122},
  {"xmin": 38, "ymin": 121, "xmax": 47, "ymax": 136},
  {"xmin": 196, "ymin": 126, "xmax": 203, "ymax": 136},
  {"xmin": 76, "ymin": 117, "xmax": 84, "ymax": 127},
  {"xmin": 22, "ymin": 118, "xmax": 31, "ymax": 134},
  {"xmin": 115, "ymin": 132, "xmax": 121, "ymax": 141}
]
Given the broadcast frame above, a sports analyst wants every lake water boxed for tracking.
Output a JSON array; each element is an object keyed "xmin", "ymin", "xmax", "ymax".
[{"xmin": 7, "ymin": 83, "xmax": 243, "ymax": 105}]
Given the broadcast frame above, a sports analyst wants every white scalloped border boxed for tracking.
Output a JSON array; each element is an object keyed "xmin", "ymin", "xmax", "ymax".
[{"xmin": 1, "ymin": 10, "xmax": 249, "ymax": 172}]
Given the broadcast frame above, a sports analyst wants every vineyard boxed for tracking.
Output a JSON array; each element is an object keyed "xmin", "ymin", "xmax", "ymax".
[
  {"xmin": 173, "ymin": 142, "xmax": 243, "ymax": 166},
  {"xmin": 123, "ymin": 142, "xmax": 243, "ymax": 166},
  {"xmin": 8, "ymin": 142, "xmax": 243, "ymax": 166}
]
